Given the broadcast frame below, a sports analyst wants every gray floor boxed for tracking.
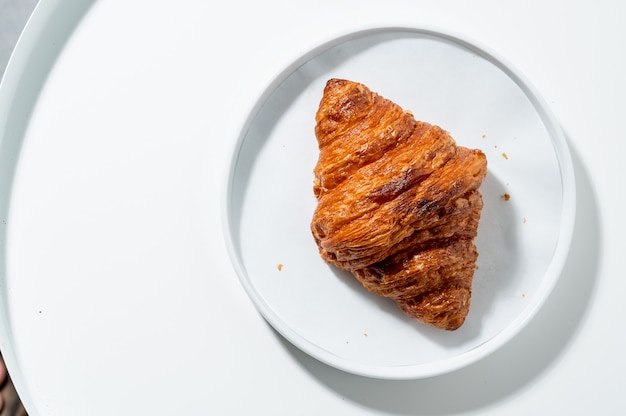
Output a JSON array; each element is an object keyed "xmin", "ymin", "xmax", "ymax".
[{"xmin": 0, "ymin": 0, "xmax": 39, "ymax": 79}]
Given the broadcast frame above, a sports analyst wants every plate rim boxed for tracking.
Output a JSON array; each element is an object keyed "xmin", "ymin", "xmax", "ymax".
[
  {"xmin": 221, "ymin": 23, "xmax": 576, "ymax": 380},
  {"xmin": 0, "ymin": 0, "xmax": 99, "ymax": 409}
]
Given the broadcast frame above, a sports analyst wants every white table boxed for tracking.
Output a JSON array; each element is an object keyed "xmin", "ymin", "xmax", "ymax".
[{"xmin": 0, "ymin": 1, "xmax": 624, "ymax": 414}]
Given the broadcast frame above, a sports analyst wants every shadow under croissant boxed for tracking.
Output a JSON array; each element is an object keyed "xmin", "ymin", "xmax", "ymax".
[
  {"xmin": 320, "ymin": 170, "xmax": 518, "ymax": 348},
  {"xmin": 270, "ymin": 134, "xmax": 600, "ymax": 415}
]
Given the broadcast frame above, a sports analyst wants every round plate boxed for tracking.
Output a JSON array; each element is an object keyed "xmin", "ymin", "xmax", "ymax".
[{"xmin": 223, "ymin": 26, "xmax": 575, "ymax": 379}]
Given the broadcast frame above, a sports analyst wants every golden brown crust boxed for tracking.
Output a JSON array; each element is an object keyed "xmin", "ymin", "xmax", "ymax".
[{"xmin": 310, "ymin": 79, "xmax": 487, "ymax": 330}]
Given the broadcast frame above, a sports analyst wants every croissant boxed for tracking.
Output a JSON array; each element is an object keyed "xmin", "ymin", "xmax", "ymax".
[{"xmin": 311, "ymin": 79, "xmax": 487, "ymax": 330}]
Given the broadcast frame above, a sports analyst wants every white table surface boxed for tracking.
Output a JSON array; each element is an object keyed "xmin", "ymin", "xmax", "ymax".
[{"xmin": 0, "ymin": 0, "xmax": 624, "ymax": 415}]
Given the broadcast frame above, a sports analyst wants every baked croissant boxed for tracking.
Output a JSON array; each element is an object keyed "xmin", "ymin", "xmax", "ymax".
[{"xmin": 311, "ymin": 79, "xmax": 487, "ymax": 330}]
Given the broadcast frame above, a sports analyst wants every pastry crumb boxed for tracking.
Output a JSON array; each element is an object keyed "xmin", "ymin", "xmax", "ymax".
[
  {"xmin": 501, "ymin": 193, "xmax": 511, "ymax": 201},
  {"xmin": 277, "ymin": 263, "xmax": 283, "ymax": 271},
  {"xmin": 523, "ymin": 217, "xmax": 527, "ymax": 224},
  {"xmin": 482, "ymin": 134, "xmax": 486, "ymax": 139},
  {"xmin": 364, "ymin": 332, "xmax": 368, "ymax": 337},
  {"xmin": 502, "ymin": 152, "xmax": 508, "ymax": 160}
]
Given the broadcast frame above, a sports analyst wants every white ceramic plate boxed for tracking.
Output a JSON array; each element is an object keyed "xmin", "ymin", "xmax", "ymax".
[{"xmin": 224, "ymin": 26, "xmax": 575, "ymax": 379}]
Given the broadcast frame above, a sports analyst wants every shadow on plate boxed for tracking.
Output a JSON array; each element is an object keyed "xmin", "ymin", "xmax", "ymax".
[
  {"xmin": 324, "ymin": 170, "xmax": 518, "ymax": 348},
  {"xmin": 272, "ymin": 133, "xmax": 601, "ymax": 415}
]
